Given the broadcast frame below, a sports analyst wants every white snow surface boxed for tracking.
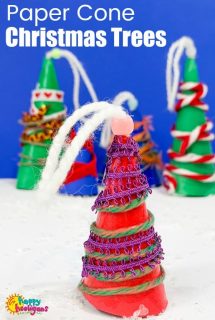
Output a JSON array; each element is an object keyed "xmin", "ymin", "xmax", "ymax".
[{"xmin": 0, "ymin": 179, "xmax": 215, "ymax": 320}]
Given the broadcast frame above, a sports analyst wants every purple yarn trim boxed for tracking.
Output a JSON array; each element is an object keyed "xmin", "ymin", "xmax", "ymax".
[
  {"xmin": 82, "ymin": 244, "xmax": 164, "ymax": 278},
  {"xmin": 85, "ymin": 227, "xmax": 158, "ymax": 253},
  {"xmin": 97, "ymin": 185, "xmax": 148, "ymax": 202},
  {"xmin": 110, "ymin": 136, "xmax": 139, "ymax": 149},
  {"xmin": 92, "ymin": 135, "xmax": 151, "ymax": 211},
  {"xmin": 106, "ymin": 169, "xmax": 143, "ymax": 179},
  {"xmin": 92, "ymin": 184, "xmax": 150, "ymax": 211},
  {"xmin": 107, "ymin": 136, "xmax": 140, "ymax": 159},
  {"xmin": 110, "ymin": 150, "xmax": 139, "ymax": 158}
]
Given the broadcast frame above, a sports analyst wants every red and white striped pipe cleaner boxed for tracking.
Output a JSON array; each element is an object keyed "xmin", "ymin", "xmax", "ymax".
[{"xmin": 164, "ymin": 82, "xmax": 215, "ymax": 193}]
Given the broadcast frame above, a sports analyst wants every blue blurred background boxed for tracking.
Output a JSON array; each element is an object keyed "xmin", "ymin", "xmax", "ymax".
[{"xmin": 1, "ymin": 0, "xmax": 215, "ymax": 178}]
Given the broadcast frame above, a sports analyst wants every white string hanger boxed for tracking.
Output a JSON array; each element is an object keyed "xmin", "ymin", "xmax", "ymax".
[
  {"xmin": 37, "ymin": 102, "xmax": 127, "ymax": 199},
  {"xmin": 100, "ymin": 91, "xmax": 138, "ymax": 148},
  {"xmin": 46, "ymin": 49, "xmax": 137, "ymax": 149},
  {"xmin": 113, "ymin": 91, "xmax": 138, "ymax": 112},
  {"xmin": 46, "ymin": 48, "xmax": 98, "ymax": 110},
  {"xmin": 166, "ymin": 36, "xmax": 197, "ymax": 111}
]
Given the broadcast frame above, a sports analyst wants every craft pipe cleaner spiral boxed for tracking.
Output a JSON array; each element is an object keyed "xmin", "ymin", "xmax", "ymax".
[
  {"xmin": 166, "ymin": 36, "xmax": 197, "ymax": 111},
  {"xmin": 37, "ymin": 102, "xmax": 127, "ymax": 199}
]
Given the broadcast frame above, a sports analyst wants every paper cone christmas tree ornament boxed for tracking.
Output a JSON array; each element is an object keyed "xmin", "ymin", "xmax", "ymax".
[
  {"xmin": 133, "ymin": 116, "xmax": 163, "ymax": 187},
  {"xmin": 37, "ymin": 102, "xmax": 167, "ymax": 316},
  {"xmin": 163, "ymin": 36, "xmax": 215, "ymax": 196},
  {"xmin": 79, "ymin": 116, "xmax": 167, "ymax": 317},
  {"xmin": 16, "ymin": 57, "xmax": 66, "ymax": 190}
]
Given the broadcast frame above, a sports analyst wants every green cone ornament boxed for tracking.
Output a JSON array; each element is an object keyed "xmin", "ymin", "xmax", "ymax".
[
  {"xmin": 164, "ymin": 37, "xmax": 215, "ymax": 196},
  {"xmin": 16, "ymin": 58, "xmax": 66, "ymax": 190}
]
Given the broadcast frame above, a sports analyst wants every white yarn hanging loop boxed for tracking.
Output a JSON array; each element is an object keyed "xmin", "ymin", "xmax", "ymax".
[
  {"xmin": 100, "ymin": 91, "xmax": 138, "ymax": 148},
  {"xmin": 166, "ymin": 36, "xmax": 197, "ymax": 111},
  {"xmin": 37, "ymin": 102, "xmax": 127, "ymax": 199},
  {"xmin": 46, "ymin": 48, "xmax": 98, "ymax": 110},
  {"xmin": 46, "ymin": 49, "xmax": 137, "ymax": 149},
  {"xmin": 113, "ymin": 91, "xmax": 138, "ymax": 112}
]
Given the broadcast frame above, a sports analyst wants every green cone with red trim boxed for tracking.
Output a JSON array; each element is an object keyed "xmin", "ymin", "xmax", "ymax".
[{"xmin": 16, "ymin": 58, "xmax": 66, "ymax": 190}]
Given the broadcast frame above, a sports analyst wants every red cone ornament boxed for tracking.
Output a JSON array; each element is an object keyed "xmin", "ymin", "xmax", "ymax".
[{"xmin": 79, "ymin": 116, "xmax": 167, "ymax": 318}]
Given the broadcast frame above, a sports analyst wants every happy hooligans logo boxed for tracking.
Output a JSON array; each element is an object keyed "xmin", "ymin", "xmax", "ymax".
[{"xmin": 5, "ymin": 293, "xmax": 49, "ymax": 316}]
